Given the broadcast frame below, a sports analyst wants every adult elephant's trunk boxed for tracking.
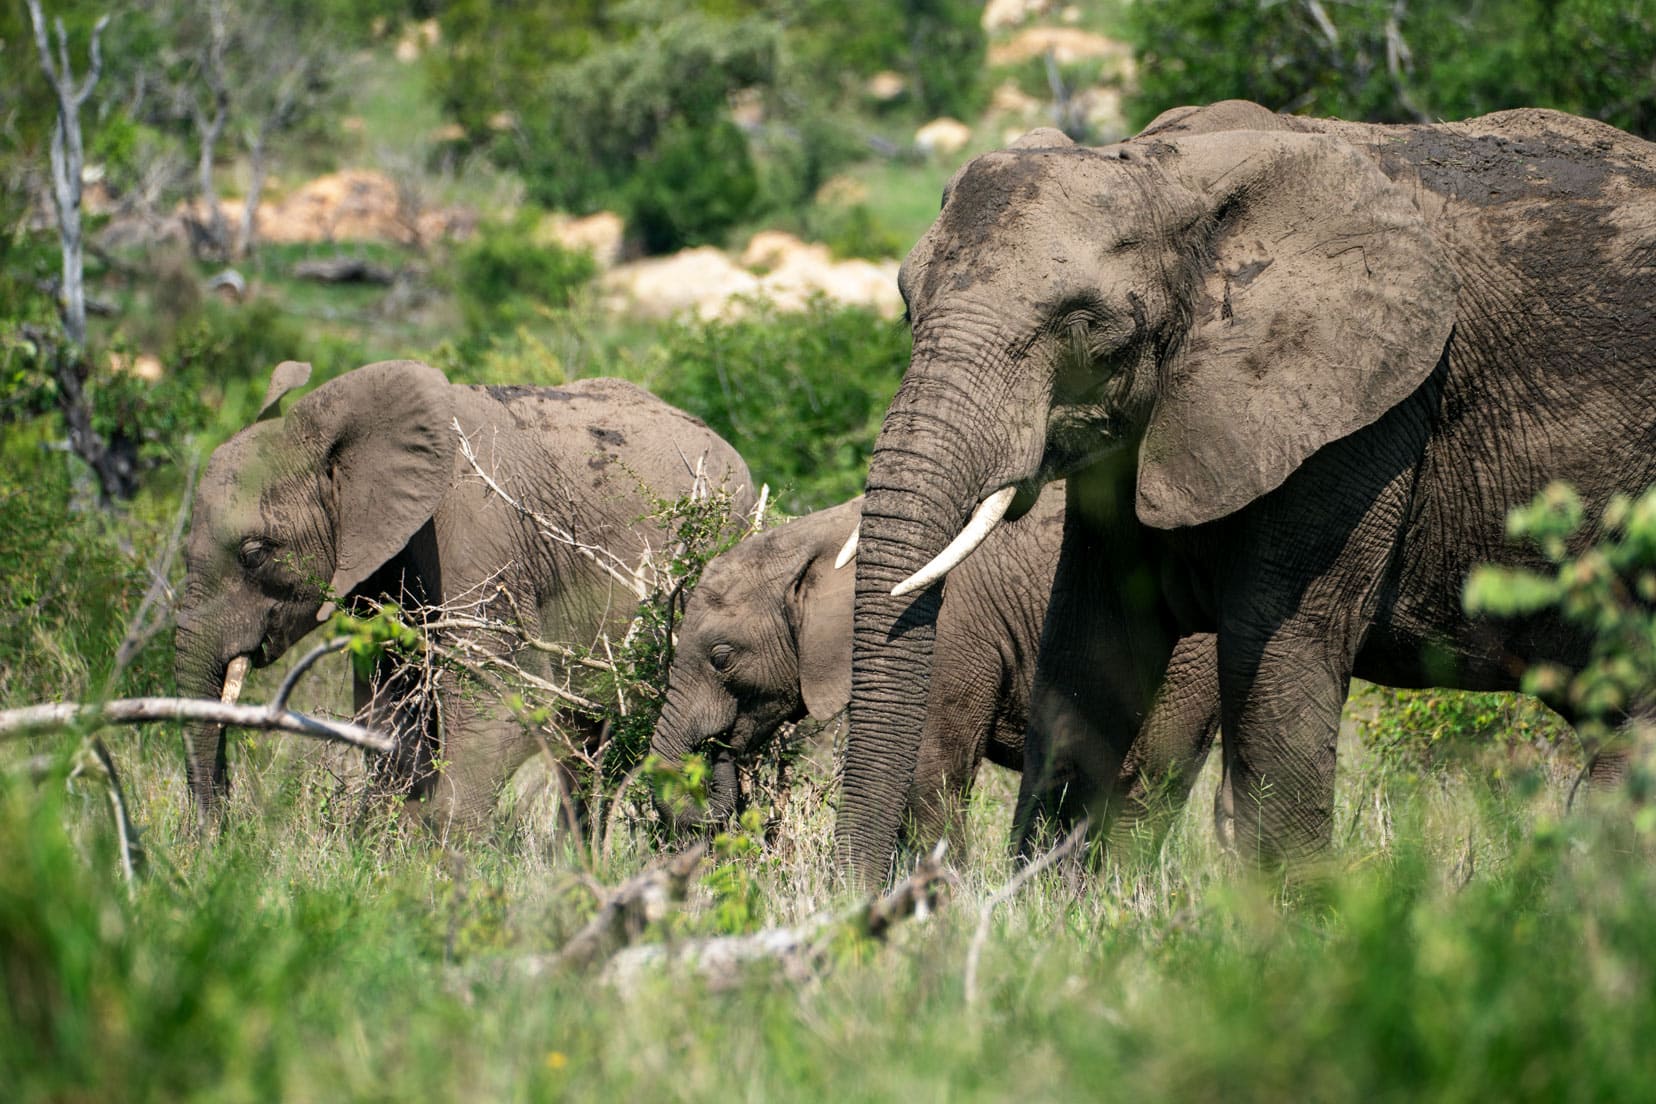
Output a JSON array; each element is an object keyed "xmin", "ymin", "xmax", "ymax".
[{"xmin": 839, "ymin": 353, "xmax": 1042, "ymax": 884}]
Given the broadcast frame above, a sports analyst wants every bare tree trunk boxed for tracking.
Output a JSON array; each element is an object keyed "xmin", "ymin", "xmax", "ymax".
[
  {"xmin": 236, "ymin": 126, "xmax": 268, "ymax": 259},
  {"xmin": 25, "ymin": 0, "xmax": 109, "ymax": 348},
  {"xmin": 190, "ymin": 0, "xmax": 231, "ymax": 260},
  {"xmin": 24, "ymin": 3, "xmax": 131, "ymax": 507}
]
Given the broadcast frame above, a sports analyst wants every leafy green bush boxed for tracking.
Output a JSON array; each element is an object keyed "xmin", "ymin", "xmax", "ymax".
[
  {"xmin": 451, "ymin": 214, "xmax": 597, "ymax": 340},
  {"xmin": 649, "ymin": 298, "xmax": 911, "ymax": 514},
  {"xmin": 1352, "ymin": 684, "xmax": 1574, "ymax": 779},
  {"xmin": 475, "ymin": 9, "xmax": 779, "ymax": 253},
  {"xmin": 1465, "ymin": 482, "xmax": 1656, "ymax": 743},
  {"xmin": 1125, "ymin": 0, "xmax": 1656, "ymax": 135},
  {"xmin": 808, "ymin": 203, "xmax": 906, "ymax": 261},
  {"xmin": 0, "ymin": 468, "xmax": 175, "ymax": 706},
  {"xmin": 625, "ymin": 118, "xmax": 761, "ymax": 255}
]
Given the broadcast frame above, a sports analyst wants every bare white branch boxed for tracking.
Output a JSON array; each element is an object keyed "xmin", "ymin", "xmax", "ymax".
[{"xmin": 0, "ymin": 697, "xmax": 393, "ymax": 753}]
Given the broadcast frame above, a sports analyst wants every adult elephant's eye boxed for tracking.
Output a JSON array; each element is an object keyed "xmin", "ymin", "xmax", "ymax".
[
  {"xmin": 237, "ymin": 538, "xmax": 274, "ymax": 571},
  {"xmin": 709, "ymin": 644, "xmax": 735, "ymax": 672}
]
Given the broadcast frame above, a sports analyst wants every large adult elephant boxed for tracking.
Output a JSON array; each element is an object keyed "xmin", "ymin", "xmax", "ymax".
[
  {"xmin": 841, "ymin": 100, "xmax": 1656, "ymax": 879},
  {"xmin": 175, "ymin": 359, "xmax": 753, "ymax": 833}
]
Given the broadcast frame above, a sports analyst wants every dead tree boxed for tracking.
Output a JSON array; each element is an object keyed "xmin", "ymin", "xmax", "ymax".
[
  {"xmin": 23, "ymin": 5, "xmax": 134, "ymax": 506},
  {"xmin": 25, "ymin": 0, "xmax": 110, "ymax": 348}
]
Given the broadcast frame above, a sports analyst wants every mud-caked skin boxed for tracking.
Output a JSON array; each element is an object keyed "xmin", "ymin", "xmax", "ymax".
[
  {"xmin": 175, "ymin": 360, "xmax": 753, "ymax": 834},
  {"xmin": 842, "ymin": 100, "xmax": 1656, "ymax": 880},
  {"xmin": 652, "ymin": 486, "xmax": 1223, "ymax": 846}
]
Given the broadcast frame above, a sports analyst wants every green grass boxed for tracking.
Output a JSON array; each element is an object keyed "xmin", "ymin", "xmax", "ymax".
[{"xmin": 7, "ymin": 683, "xmax": 1656, "ymax": 1102}]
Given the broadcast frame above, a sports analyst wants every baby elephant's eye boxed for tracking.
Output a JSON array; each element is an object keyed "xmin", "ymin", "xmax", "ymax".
[
  {"xmin": 237, "ymin": 538, "xmax": 274, "ymax": 571},
  {"xmin": 709, "ymin": 644, "xmax": 735, "ymax": 672}
]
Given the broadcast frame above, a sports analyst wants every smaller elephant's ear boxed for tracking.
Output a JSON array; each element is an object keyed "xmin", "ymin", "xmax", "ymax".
[
  {"xmin": 285, "ymin": 360, "xmax": 455, "ymax": 614},
  {"xmin": 256, "ymin": 360, "xmax": 312, "ymax": 421},
  {"xmin": 1135, "ymin": 131, "xmax": 1458, "ymax": 529},
  {"xmin": 787, "ymin": 527, "xmax": 855, "ymax": 722}
]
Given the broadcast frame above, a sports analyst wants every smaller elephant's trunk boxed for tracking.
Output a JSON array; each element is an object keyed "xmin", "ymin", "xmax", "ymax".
[{"xmin": 649, "ymin": 686, "xmax": 739, "ymax": 834}]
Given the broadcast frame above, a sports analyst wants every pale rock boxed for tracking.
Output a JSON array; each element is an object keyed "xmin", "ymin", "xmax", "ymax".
[
  {"xmin": 601, "ymin": 248, "xmax": 761, "ymax": 319},
  {"xmin": 989, "ymin": 27, "xmax": 1131, "ymax": 69},
  {"xmin": 730, "ymin": 88, "xmax": 765, "ymax": 131},
  {"xmin": 739, "ymin": 229, "xmax": 810, "ymax": 271},
  {"xmin": 989, "ymin": 79, "xmax": 1043, "ymax": 118},
  {"xmin": 982, "ymin": 0, "xmax": 1052, "ymax": 32},
  {"xmin": 866, "ymin": 70, "xmax": 907, "ymax": 101},
  {"xmin": 540, "ymin": 211, "xmax": 626, "ymax": 270},
  {"xmin": 108, "ymin": 352, "xmax": 164, "ymax": 383},
  {"xmin": 915, "ymin": 117, "xmax": 972, "ymax": 157},
  {"xmin": 1075, "ymin": 86, "xmax": 1128, "ymax": 142},
  {"xmin": 177, "ymin": 169, "xmax": 475, "ymax": 246}
]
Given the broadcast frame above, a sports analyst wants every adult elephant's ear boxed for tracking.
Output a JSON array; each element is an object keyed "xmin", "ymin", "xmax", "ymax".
[
  {"xmin": 1135, "ymin": 131, "xmax": 1458, "ymax": 529},
  {"xmin": 286, "ymin": 360, "xmax": 455, "ymax": 614}
]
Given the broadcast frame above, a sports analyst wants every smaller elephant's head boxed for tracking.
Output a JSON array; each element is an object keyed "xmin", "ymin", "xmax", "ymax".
[
  {"xmin": 650, "ymin": 500, "xmax": 859, "ymax": 831},
  {"xmin": 174, "ymin": 359, "xmax": 457, "ymax": 824}
]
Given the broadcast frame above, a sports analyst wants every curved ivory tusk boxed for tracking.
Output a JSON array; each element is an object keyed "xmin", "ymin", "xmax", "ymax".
[
  {"xmin": 221, "ymin": 655, "xmax": 251, "ymax": 705},
  {"xmin": 834, "ymin": 527, "xmax": 859, "ymax": 570},
  {"xmin": 891, "ymin": 486, "xmax": 1018, "ymax": 597}
]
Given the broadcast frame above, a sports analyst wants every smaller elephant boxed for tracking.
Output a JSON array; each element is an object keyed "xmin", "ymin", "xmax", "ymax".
[
  {"xmin": 175, "ymin": 359, "xmax": 754, "ymax": 833},
  {"xmin": 651, "ymin": 484, "xmax": 1221, "ymax": 844}
]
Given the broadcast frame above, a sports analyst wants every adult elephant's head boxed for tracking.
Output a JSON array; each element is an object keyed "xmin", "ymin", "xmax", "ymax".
[
  {"xmin": 840, "ymin": 116, "xmax": 1459, "ymax": 881},
  {"xmin": 174, "ymin": 359, "xmax": 456, "ymax": 826},
  {"xmin": 651, "ymin": 502, "xmax": 857, "ymax": 833}
]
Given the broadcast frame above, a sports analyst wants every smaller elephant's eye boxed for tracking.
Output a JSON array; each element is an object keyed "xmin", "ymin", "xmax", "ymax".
[
  {"xmin": 708, "ymin": 644, "xmax": 735, "ymax": 673},
  {"xmin": 237, "ymin": 538, "xmax": 274, "ymax": 571}
]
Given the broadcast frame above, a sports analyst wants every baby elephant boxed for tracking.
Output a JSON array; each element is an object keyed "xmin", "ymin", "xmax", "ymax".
[{"xmin": 652, "ymin": 488, "xmax": 1064, "ymax": 838}]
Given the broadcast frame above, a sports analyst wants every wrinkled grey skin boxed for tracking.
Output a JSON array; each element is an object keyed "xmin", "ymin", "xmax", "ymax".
[
  {"xmin": 175, "ymin": 360, "xmax": 753, "ymax": 834},
  {"xmin": 652, "ymin": 485, "xmax": 1223, "ymax": 847},
  {"xmin": 842, "ymin": 100, "xmax": 1656, "ymax": 880}
]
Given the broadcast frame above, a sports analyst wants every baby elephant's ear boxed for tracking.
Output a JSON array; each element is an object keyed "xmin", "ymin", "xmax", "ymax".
[
  {"xmin": 256, "ymin": 360, "xmax": 312, "ymax": 421},
  {"xmin": 788, "ymin": 535, "xmax": 855, "ymax": 722},
  {"xmin": 1136, "ymin": 131, "xmax": 1458, "ymax": 529}
]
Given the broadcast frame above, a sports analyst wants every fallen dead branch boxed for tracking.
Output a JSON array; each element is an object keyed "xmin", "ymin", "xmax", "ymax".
[
  {"xmin": 602, "ymin": 841, "xmax": 955, "ymax": 991},
  {"xmin": 543, "ymin": 842, "xmax": 710, "ymax": 974}
]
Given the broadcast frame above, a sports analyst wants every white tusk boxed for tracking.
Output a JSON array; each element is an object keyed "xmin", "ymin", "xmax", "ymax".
[
  {"xmin": 891, "ymin": 486, "xmax": 1018, "ymax": 597},
  {"xmin": 221, "ymin": 655, "xmax": 251, "ymax": 705},
  {"xmin": 834, "ymin": 527, "xmax": 859, "ymax": 570}
]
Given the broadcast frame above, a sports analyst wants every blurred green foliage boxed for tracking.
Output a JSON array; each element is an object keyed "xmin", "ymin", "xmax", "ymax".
[
  {"xmin": 650, "ymin": 297, "xmax": 911, "ymax": 514},
  {"xmin": 451, "ymin": 213, "xmax": 597, "ymax": 339},
  {"xmin": 1127, "ymin": 0, "xmax": 1656, "ymax": 135},
  {"xmin": 1465, "ymin": 482, "xmax": 1656, "ymax": 742},
  {"xmin": 427, "ymin": 0, "xmax": 987, "ymax": 252}
]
